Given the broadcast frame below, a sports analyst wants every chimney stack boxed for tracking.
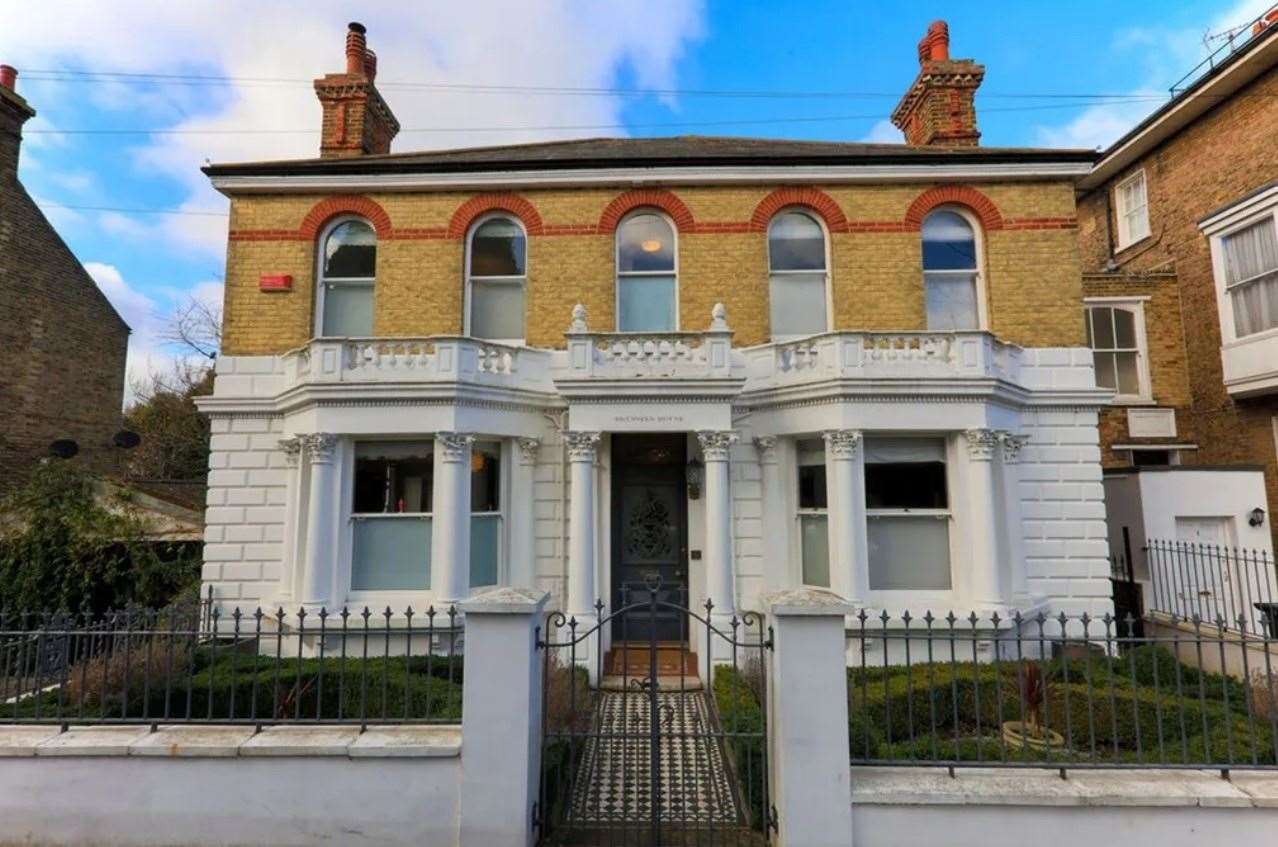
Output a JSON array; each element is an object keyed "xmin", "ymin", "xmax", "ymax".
[
  {"xmin": 314, "ymin": 22, "xmax": 400, "ymax": 159},
  {"xmin": 0, "ymin": 63, "xmax": 36, "ymax": 181},
  {"xmin": 891, "ymin": 20, "xmax": 985, "ymax": 147}
]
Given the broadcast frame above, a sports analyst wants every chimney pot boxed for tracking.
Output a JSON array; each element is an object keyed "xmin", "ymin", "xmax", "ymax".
[
  {"xmin": 0, "ymin": 65, "xmax": 16, "ymax": 91},
  {"xmin": 345, "ymin": 22, "xmax": 368, "ymax": 75}
]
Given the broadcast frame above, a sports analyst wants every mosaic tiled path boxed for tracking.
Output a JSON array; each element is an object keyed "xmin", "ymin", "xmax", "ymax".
[{"xmin": 567, "ymin": 690, "xmax": 741, "ymax": 830}]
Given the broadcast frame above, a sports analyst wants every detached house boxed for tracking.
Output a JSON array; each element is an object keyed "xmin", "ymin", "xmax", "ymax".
[{"xmin": 197, "ymin": 21, "xmax": 1111, "ymax": 649}]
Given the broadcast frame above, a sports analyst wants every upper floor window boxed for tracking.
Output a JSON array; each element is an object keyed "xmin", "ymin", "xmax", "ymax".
[
  {"xmin": 1114, "ymin": 170, "xmax": 1150, "ymax": 250},
  {"xmin": 317, "ymin": 218, "xmax": 377, "ymax": 337},
  {"xmin": 1220, "ymin": 216, "xmax": 1278, "ymax": 338},
  {"xmin": 768, "ymin": 211, "xmax": 829, "ymax": 339},
  {"xmin": 466, "ymin": 216, "xmax": 527, "ymax": 343},
  {"xmin": 922, "ymin": 209, "xmax": 982, "ymax": 330},
  {"xmin": 617, "ymin": 212, "xmax": 677, "ymax": 332},
  {"xmin": 1084, "ymin": 300, "xmax": 1150, "ymax": 401}
]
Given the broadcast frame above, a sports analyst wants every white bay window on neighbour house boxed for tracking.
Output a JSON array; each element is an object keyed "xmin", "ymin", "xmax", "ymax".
[
  {"xmin": 1220, "ymin": 214, "xmax": 1278, "ymax": 338},
  {"xmin": 317, "ymin": 218, "xmax": 377, "ymax": 337}
]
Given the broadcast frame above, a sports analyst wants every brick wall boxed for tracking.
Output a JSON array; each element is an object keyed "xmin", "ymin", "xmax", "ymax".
[
  {"xmin": 0, "ymin": 87, "xmax": 129, "ymax": 486},
  {"xmin": 219, "ymin": 180, "xmax": 1085, "ymax": 355},
  {"xmin": 1076, "ymin": 61, "xmax": 1278, "ymax": 544}
]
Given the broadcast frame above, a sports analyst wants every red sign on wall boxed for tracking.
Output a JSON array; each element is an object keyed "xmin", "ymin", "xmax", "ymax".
[{"xmin": 259, "ymin": 274, "xmax": 293, "ymax": 291}]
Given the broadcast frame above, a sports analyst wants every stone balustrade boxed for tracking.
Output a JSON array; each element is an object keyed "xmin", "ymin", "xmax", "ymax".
[
  {"xmin": 281, "ymin": 336, "xmax": 551, "ymax": 389},
  {"xmin": 560, "ymin": 303, "xmax": 735, "ymax": 381}
]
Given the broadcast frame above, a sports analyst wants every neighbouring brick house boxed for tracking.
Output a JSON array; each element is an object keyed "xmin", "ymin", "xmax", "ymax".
[
  {"xmin": 1075, "ymin": 8, "xmax": 1278, "ymax": 593},
  {"xmin": 196, "ymin": 20, "xmax": 1113, "ymax": 655},
  {"xmin": 0, "ymin": 66, "xmax": 129, "ymax": 487}
]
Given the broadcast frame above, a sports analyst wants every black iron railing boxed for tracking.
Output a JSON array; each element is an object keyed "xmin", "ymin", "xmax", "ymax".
[
  {"xmin": 1170, "ymin": 3, "xmax": 1278, "ymax": 95},
  {"xmin": 0, "ymin": 601, "xmax": 461, "ymax": 727},
  {"xmin": 847, "ymin": 610, "xmax": 1278, "ymax": 772},
  {"xmin": 1146, "ymin": 539, "xmax": 1278, "ymax": 635}
]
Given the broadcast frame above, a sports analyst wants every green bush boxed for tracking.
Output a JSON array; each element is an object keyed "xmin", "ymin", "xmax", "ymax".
[{"xmin": 712, "ymin": 665, "xmax": 767, "ymax": 830}]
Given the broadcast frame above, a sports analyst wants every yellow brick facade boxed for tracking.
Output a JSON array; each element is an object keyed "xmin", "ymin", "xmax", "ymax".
[{"xmin": 220, "ymin": 181, "xmax": 1085, "ymax": 355}]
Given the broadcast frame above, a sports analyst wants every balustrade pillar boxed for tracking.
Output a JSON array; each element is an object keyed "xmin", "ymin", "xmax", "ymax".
[
  {"xmin": 565, "ymin": 432, "xmax": 601, "ymax": 623},
  {"xmin": 298, "ymin": 433, "xmax": 339, "ymax": 607},
  {"xmin": 431, "ymin": 432, "xmax": 474, "ymax": 606},
  {"xmin": 823, "ymin": 430, "xmax": 868, "ymax": 606},
  {"xmin": 697, "ymin": 431, "xmax": 738, "ymax": 620}
]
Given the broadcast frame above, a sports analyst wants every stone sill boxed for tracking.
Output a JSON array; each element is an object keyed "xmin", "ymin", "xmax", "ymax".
[
  {"xmin": 850, "ymin": 766, "xmax": 1278, "ymax": 809},
  {"xmin": 0, "ymin": 724, "xmax": 461, "ymax": 759}
]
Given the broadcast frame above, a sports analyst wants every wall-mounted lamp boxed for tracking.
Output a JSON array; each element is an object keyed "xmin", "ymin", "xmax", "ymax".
[
  {"xmin": 686, "ymin": 457, "xmax": 703, "ymax": 500},
  {"xmin": 1249, "ymin": 507, "xmax": 1266, "ymax": 528}
]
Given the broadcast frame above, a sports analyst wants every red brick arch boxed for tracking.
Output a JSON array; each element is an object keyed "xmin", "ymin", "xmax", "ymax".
[
  {"xmin": 597, "ymin": 189, "xmax": 695, "ymax": 233},
  {"xmin": 298, "ymin": 196, "xmax": 394, "ymax": 240},
  {"xmin": 903, "ymin": 185, "xmax": 1004, "ymax": 231},
  {"xmin": 447, "ymin": 193, "xmax": 545, "ymax": 239},
  {"xmin": 749, "ymin": 187, "xmax": 848, "ymax": 233}
]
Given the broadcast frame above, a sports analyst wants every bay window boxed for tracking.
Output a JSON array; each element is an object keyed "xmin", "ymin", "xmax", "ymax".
[
  {"xmin": 865, "ymin": 437, "xmax": 952, "ymax": 590},
  {"xmin": 469, "ymin": 441, "xmax": 502, "ymax": 587},
  {"xmin": 351, "ymin": 442, "xmax": 433, "ymax": 591},
  {"xmin": 1221, "ymin": 215, "xmax": 1278, "ymax": 338},
  {"xmin": 795, "ymin": 439, "xmax": 830, "ymax": 588}
]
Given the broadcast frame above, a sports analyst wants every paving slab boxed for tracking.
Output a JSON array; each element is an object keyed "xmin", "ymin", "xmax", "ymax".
[
  {"xmin": 348, "ymin": 725, "xmax": 462, "ymax": 758},
  {"xmin": 0, "ymin": 726, "xmax": 61, "ymax": 756},
  {"xmin": 35, "ymin": 726, "xmax": 150, "ymax": 757},
  {"xmin": 239, "ymin": 725, "xmax": 360, "ymax": 757},
  {"xmin": 129, "ymin": 725, "xmax": 256, "ymax": 758}
]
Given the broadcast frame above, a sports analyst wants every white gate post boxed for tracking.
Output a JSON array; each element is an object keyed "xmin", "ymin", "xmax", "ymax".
[
  {"xmin": 767, "ymin": 588, "xmax": 854, "ymax": 847},
  {"xmin": 458, "ymin": 587, "xmax": 552, "ymax": 847}
]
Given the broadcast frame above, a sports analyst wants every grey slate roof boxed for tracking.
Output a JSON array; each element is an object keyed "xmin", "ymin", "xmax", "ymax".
[{"xmin": 202, "ymin": 134, "xmax": 1096, "ymax": 177}]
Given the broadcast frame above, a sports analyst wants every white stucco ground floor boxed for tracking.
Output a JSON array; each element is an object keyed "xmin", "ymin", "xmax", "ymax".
[{"xmin": 196, "ymin": 322, "xmax": 1117, "ymax": 643}]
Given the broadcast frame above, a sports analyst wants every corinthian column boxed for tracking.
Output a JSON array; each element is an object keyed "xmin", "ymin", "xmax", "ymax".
[
  {"xmin": 823, "ymin": 430, "xmax": 868, "ymax": 605},
  {"xmin": 755, "ymin": 437, "xmax": 787, "ymax": 594},
  {"xmin": 564, "ymin": 432, "xmax": 601, "ymax": 622},
  {"xmin": 277, "ymin": 436, "xmax": 304, "ymax": 600},
  {"xmin": 431, "ymin": 432, "xmax": 474, "ymax": 606},
  {"xmin": 298, "ymin": 433, "xmax": 339, "ymax": 607},
  {"xmin": 697, "ymin": 430, "xmax": 738, "ymax": 619},
  {"xmin": 962, "ymin": 428, "xmax": 1005, "ymax": 608}
]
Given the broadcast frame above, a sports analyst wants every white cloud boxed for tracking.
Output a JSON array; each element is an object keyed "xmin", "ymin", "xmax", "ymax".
[
  {"xmin": 1033, "ymin": 0, "xmax": 1277, "ymax": 149},
  {"xmin": 2, "ymin": 1, "xmax": 706, "ymax": 259},
  {"xmin": 84, "ymin": 261, "xmax": 223, "ymax": 404},
  {"xmin": 859, "ymin": 119, "xmax": 901, "ymax": 144}
]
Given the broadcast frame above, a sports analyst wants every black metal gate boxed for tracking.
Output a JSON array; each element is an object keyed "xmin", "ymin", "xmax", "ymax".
[{"xmin": 535, "ymin": 580, "xmax": 773, "ymax": 846}]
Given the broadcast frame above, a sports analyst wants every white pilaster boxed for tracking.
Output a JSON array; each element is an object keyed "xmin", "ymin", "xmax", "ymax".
[
  {"xmin": 508, "ymin": 437, "xmax": 541, "ymax": 589},
  {"xmin": 298, "ymin": 433, "xmax": 338, "ymax": 608},
  {"xmin": 755, "ymin": 437, "xmax": 788, "ymax": 594},
  {"xmin": 698, "ymin": 430, "xmax": 738, "ymax": 619},
  {"xmin": 823, "ymin": 430, "xmax": 868, "ymax": 605},
  {"xmin": 277, "ymin": 436, "xmax": 304, "ymax": 601},
  {"xmin": 962, "ymin": 428, "xmax": 1006, "ymax": 608},
  {"xmin": 564, "ymin": 431, "xmax": 601, "ymax": 622},
  {"xmin": 431, "ymin": 432, "xmax": 474, "ymax": 605},
  {"xmin": 1000, "ymin": 432, "xmax": 1031, "ymax": 603}
]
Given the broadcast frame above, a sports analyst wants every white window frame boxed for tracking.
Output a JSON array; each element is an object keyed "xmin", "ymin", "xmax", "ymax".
[
  {"xmin": 791, "ymin": 437, "xmax": 831, "ymax": 589},
  {"xmin": 339, "ymin": 436, "xmax": 510, "ymax": 604},
  {"xmin": 1083, "ymin": 296, "xmax": 1153, "ymax": 403},
  {"xmin": 863, "ymin": 435, "xmax": 956, "ymax": 594},
  {"xmin": 615, "ymin": 210, "xmax": 679, "ymax": 332},
  {"xmin": 463, "ymin": 213, "xmax": 528, "ymax": 345},
  {"xmin": 1207, "ymin": 204, "xmax": 1278, "ymax": 343},
  {"xmin": 1114, "ymin": 169, "xmax": 1151, "ymax": 251},
  {"xmin": 922, "ymin": 206, "xmax": 989, "ymax": 332},
  {"xmin": 314, "ymin": 215, "xmax": 377, "ymax": 339},
  {"xmin": 767, "ymin": 208, "xmax": 833, "ymax": 342}
]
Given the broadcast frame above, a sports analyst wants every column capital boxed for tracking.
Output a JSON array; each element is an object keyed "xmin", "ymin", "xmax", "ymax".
[
  {"xmin": 696, "ymin": 430, "xmax": 738, "ymax": 461},
  {"xmin": 822, "ymin": 429, "xmax": 862, "ymax": 460},
  {"xmin": 436, "ymin": 432, "xmax": 475, "ymax": 463},
  {"xmin": 564, "ymin": 431, "xmax": 601, "ymax": 462},
  {"xmin": 299, "ymin": 433, "xmax": 338, "ymax": 464},
  {"xmin": 279, "ymin": 436, "xmax": 303, "ymax": 466},
  {"xmin": 963, "ymin": 428, "xmax": 1000, "ymax": 462},
  {"xmin": 515, "ymin": 437, "xmax": 541, "ymax": 465},
  {"xmin": 753, "ymin": 436, "xmax": 780, "ymax": 465},
  {"xmin": 999, "ymin": 431, "xmax": 1030, "ymax": 463}
]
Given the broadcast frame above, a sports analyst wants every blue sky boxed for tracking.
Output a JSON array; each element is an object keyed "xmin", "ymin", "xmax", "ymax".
[{"xmin": 0, "ymin": 0, "xmax": 1271, "ymax": 399}]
